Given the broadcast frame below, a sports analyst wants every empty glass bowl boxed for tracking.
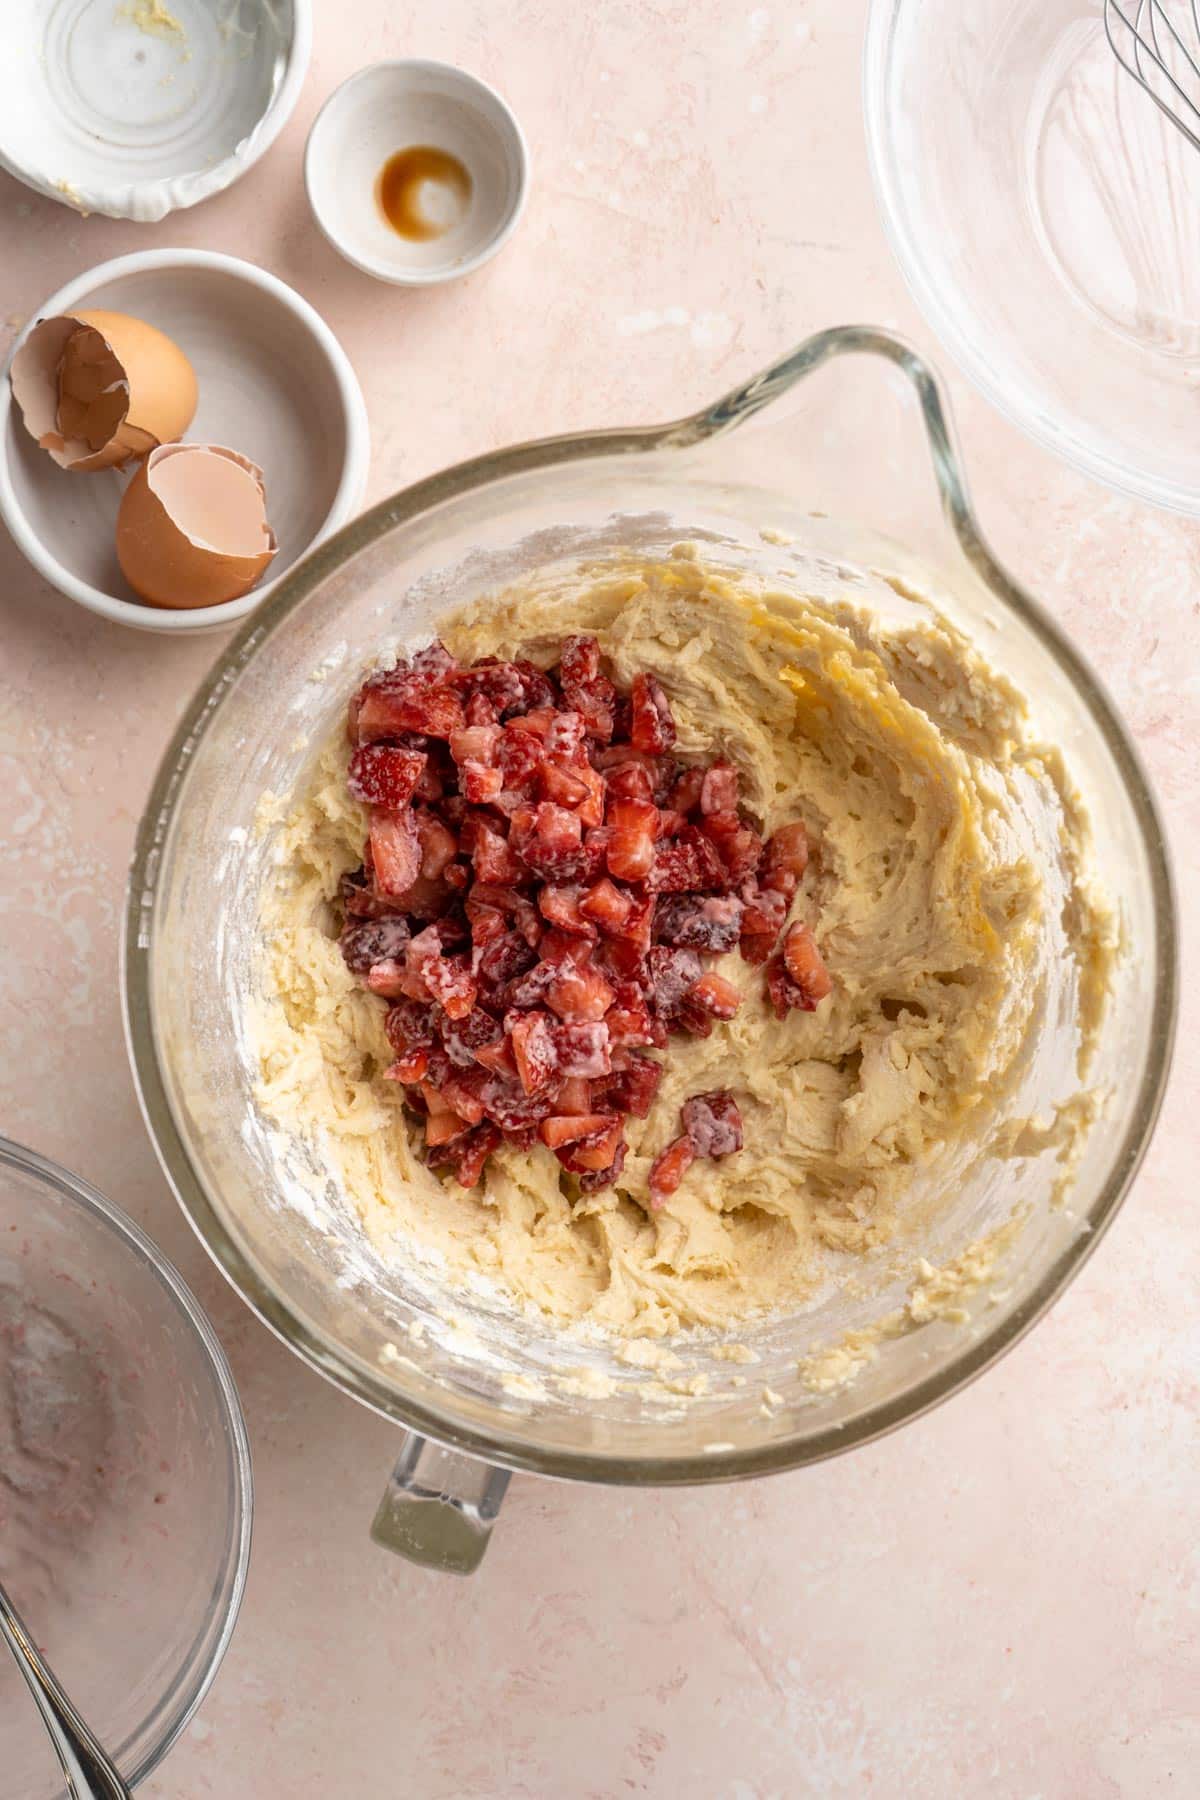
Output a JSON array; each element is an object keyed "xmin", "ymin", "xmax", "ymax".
[
  {"xmin": 0, "ymin": 1137, "xmax": 251, "ymax": 1798},
  {"xmin": 865, "ymin": 0, "xmax": 1200, "ymax": 514}
]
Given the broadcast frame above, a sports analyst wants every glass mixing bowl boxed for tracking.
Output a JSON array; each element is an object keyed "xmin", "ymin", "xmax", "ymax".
[
  {"xmin": 0, "ymin": 1137, "xmax": 251, "ymax": 1797},
  {"xmin": 123, "ymin": 328, "xmax": 1176, "ymax": 1573},
  {"xmin": 865, "ymin": 0, "xmax": 1200, "ymax": 515}
]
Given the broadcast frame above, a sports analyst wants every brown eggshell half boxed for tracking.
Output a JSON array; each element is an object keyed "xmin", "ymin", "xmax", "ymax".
[
  {"xmin": 116, "ymin": 443, "xmax": 278, "ymax": 610},
  {"xmin": 8, "ymin": 310, "xmax": 198, "ymax": 472}
]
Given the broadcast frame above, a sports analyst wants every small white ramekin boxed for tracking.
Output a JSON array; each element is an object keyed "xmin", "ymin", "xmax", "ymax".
[
  {"xmin": 0, "ymin": 250, "xmax": 370, "ymax": 635},
  {"xmin": 305, "ymin": 60, "xmax": 530, "ymax": 286}
]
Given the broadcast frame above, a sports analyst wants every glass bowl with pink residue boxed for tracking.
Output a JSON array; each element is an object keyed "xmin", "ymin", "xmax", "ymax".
[{"xmin": 0, "ymin": 1136, "xmax": 251, "ymax": 1800}]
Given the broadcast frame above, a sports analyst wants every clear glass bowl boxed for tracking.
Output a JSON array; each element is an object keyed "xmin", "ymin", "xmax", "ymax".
[
  {"xmin": 122, "ymin": 329, "xmax": 1175, "ymax": 1565},
  {"xmin": 865, "ymin": 0, "xmax": 1200, "ymax": 515},
  {"xmin": 0, "ymin": 1137, "xmax": 251, "ymax": 1796}
]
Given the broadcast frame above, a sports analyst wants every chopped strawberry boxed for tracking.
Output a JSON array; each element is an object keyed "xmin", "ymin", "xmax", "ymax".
[
  {"xmin": 444, "ymin": 1122, "xmax": 502, "ymax": 1188},
  {"xmin": 462, "ymin": 762, "xmax": 503, "ymax": 804},
  {"xmin": 559, "ymin": 635, "xmax": 602, "ymax": 688},
  {"xmin": 370, "ymin": 812, "xmax": 422, "ymax": 898},
  {"xmin": 551, "ymin": 1021, "xmax": 612, "ymax": 1077},
  {"xmin": 470, "ymin": 818, "xmax": 524, "ymax": 885},
  {"xmin": 645, "ymin": 946, "xmax": 703, "ymax": 1022},
  {"xmin": 603, "ymin": 1052, "xmax": 663, "ymax": 1117},
  {"xmin": 686, "ymin": 971, "xmax": 742, "ymax": 1020},
  {"xmin": 513, "ymin": 660, "xmax": 559, "ymax": 711},
  {"xmin": 465, "ymin": 691, "xmax": 499, "ymax": 729},
  {"xmin": 647, "ymin": 1136, "xmax": 694, "ymax": 1208},
  {"xmin": 606, "ymin": 798, "xmax": 659, "ymax": 881},
  {"xmin": 438, "ymin": 1069, "xmax": 489, "ymax": 1125},
  {"xmin": 545, "ymin": 710, "xmax": 587, "ymax": 762},
  {"xmin": 655, "ymin": 893, "xmax": 743, "ymax": 952},
  {"xmin": 630, "ymin": 672, "xmax": 676, "ymax": 753},
  {"xmin": 510, "ymin": 1011, "xmax": 560, "ymax": 1095},
  {"xmin": 539, "ymin": 1112, "xmax": 615, "ymax": 1150},
  {"xmin": 423, "ymin": 1102, "xmax": 471, "ymax": 1148},
  {"xmin": 414, "ymin": 809, "xmax": 458, "ymax": 879},
  {"xmin": 577, "ymin": 1139, "xmax": 627, "ymax": 1192},
  {"xmin": 669, "ymin": 767, "xmax": 706, "ymax": 815},
  {"xmin": 762, "ymin": 821, "xmax": 809, "ymax": 896},
  {"xmin": 605, "ymin": 984, "xmax": 659, "ymax": 1048},
  {"xmin": 384, "ymin": 999, "xmax": 436, "ymax": 1054},
  {"xmin": 517, "ymin": 803, "xmax": 585, "ymax": 880},
  {"xmin": 422, "ymin": 952, "xmax": 478, "ymax": 1020},
  {"xmin": 348, "ymin": 744, "xmax": 427, "ymax": 810},
  {"xmin": 681, "ymin": 1090, "xmax": 743, "ymax": 1158},
  {"xmin": 538, "ymin": 884, "xmax": 597, "ymax": 937},
  {"xmin": 411, "ymin": 641, "xmax": 458, "ymax": 680},
  {"xmin": 356, "ymin": 677, "xmax": 465, "ymax": 741},
  {"xmin": 554, "ymin": 1075, "xmax": 593, "ymax": 1113},
  {"xmin": 546, "ymin": 963, "xmax": 615, "ymax": 1022},
  {"xmin": 579, "ymin": 878, "xmax": 633, "ymax": 932},
  {"xmin": 440, "ymin": 1008, "xmax": 503, "ymax": 1067},
  {"xmin": 605, "ymin": 761, "xmax": 655, "ymax": 804},
  {"xmin": 557, "ymin": 1118, "xmax": 624, "ymax": 1172},
  {"xmin": 449, "ymin": 724, "xmax": 500, "ymax": 767},
  {"xmin": 339, "ymin": 915, "xmax": 411, "ymax": 973},
  {"xmin": 579, "ymin": 825, "xmax": 611, "ymax": 881},
  {"xmin": 365, "ymin": 958, "xmax": 408, "ymax": 997},
  {"xmin": 384, "ymin": 1046, "xmax": 429, "ymax": 1084},
  {"xmin": 494, "ymin": 723, "xmax": 547, "ymax": 792},
  {"xmin": 700, "ymin": 761, "xmax": 739, "ymax": 815},
  {"xmin": 701, "ymin": 810, "xmax": 763, "ymax": 883},
  {"xmin": 474, "ymin": 1037, "xmax": 518, "ymax": 1077},
  {"xmin": 780, "ymin": 921, "xmax": 832, "ymax": 1009}
]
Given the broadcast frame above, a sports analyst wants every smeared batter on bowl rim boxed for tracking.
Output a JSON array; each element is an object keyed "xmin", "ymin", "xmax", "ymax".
[{"xmin": 252, "ymin": 549, "xmax": 1114, "ymax": 1342}]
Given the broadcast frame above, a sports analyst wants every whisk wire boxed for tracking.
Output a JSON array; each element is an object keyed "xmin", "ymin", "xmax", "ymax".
[{"xmin": 1105, "ymin": 0, "xmax": 1200, "ymax": 151}]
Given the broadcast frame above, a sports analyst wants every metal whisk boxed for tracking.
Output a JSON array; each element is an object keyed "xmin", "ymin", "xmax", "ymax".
[{"xmin": 1105, "ymin": 0, "xmax": 1200, "ymax": 149}]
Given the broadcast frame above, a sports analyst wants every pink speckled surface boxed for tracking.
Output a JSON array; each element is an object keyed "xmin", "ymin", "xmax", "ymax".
[{"xmin": 1, "ymin": 3, "xmax": 1197, "ymax": 1795}]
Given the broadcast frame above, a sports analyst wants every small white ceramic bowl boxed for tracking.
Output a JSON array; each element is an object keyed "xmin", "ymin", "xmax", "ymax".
[
  {"xmin": 0, "ymin": 0, "xmax": 312, "ymax": 223},
  {"xmin": 305, "ymin": 60, "xmax": 529, "ymax": 285},
  {"xmin": 0, "ymin": 250, "xmax": 370, "ymax": 635}
]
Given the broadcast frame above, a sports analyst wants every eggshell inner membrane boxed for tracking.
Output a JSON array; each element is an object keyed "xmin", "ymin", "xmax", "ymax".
[
  {"xmin": 55, "ymin": 327, "xmax": 129, "ymax": 452},
  {"xmin": 148, "ymin": 445, "xmax": 272, "ymax": 556}
]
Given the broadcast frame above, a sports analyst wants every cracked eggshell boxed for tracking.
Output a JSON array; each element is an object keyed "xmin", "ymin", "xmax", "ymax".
[
  {"xmin": 8, "ymin": 309, "xmax": 198, "ymax": 472},
  {"xmin": 115, "ymin": 442, "xmax": 278, "ymax": 610}
]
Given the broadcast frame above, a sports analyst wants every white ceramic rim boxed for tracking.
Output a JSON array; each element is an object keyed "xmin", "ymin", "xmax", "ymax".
[
  {"xmin": 303, "ymin": 59, "xmax": 531, "ymax": 287},
  {"xmin": 0, "ymin": 248, "xmax": 371, "ymax": 633},
  {"xmin": 862, "ymin": 1, "xmax": 1200, "ymax": 519},
  {"xmin": 0, "ymin": 1, "xmax": 313, "ymax": 222}
]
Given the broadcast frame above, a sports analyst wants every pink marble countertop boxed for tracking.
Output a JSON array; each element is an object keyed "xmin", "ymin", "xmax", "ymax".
[{"xmin": 1, "ymin": 2, "xmax": 1197, "ymax": 1794}]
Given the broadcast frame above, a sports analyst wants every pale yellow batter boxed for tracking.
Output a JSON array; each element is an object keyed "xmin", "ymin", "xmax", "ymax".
[{"xmin": 254, "ymin": 552, "xmax": 1112, "ymax": 1340}]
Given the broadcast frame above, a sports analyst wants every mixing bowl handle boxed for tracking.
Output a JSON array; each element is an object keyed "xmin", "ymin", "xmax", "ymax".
[{"xmin": 370, "ymin": 1432, "xmax": 511, "ymax": 1574}]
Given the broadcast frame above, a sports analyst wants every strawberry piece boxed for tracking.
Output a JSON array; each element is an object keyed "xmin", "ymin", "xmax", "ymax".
[
  {"xmin": 577, "ymin": 1139, "xmax": 627, "ymax": 1192},
  {"xmin": 687, "ymin": 971, "xmax": 742, "ymax": 1020},
  {"xmin": 540, "ymin": 761, "xmax": 589, "ymax": 811},
  {"xmin": 551, "ymin": 1021, "xmax": 612, "ymax": 1078},
  {"xmin": 741, "ymin": 882, "xmax": 788, "ymax": 939},
  {"xmin": 700, "ymin": 761, "xmax": 739, "ymax": 815},
  {"xmin": 510, "ymin": 1011, "xmax": 560, "ymax": 1095},
  {"xmin": 437, "ymin": 1069, "xmax": 489, "ymax": 1125},
  {"xmin": 553, "ymin": 1075, "xmax": 593, "ymax": 1113},
  {"xmin": 645, "ymin": 946, "xmax": 703, "ymax": 1022},
  {"xmin": 579, "ymin": 878, "xmax": 633, "ymax": 932},
  {"xmin": 357, "ymin": 677, "xmax": 465, "ymax": 741},
  {"xmin": 440, "ymin": 1008, "xmax": 503, "ymax": 1067},
  {"xmin": 465, "ymin": 899, "xmax": 506, "ymax": 947},
  {"xmin": 449, "ymin": 724, "xmax": 501, "ymax": 767},
  {"xmin": 365, "ymin": 959, "xmax": 408, "ymax": 997},
  {"xmin": 474, "ymin": 1037, "xmax": 518, "ymax": 1077},
  {"xmin": 681, "ymin": 1090, "xmax": 743, "ymax": 1158},
  {"xmin": 339, "ymin": 915, "xmax": 411, "ymax": 974},
  {"xmin": 701, "ymin": 811, "xmax": 763, "ymax": 884},
  {"xmin": 414, "ymin": 809, "xmax": 458, "ymax": 879},
  {"xmin": 603, "ymin": 1052, "xmax": 663, "ymax": 1117},
  {"xmin": 411, "ymin": 641, "xmax": 458, "ymax": 680},
  {"xmin": 606, "ymin": 798, "xmax": 659, "ymax": 881},
  {"xmin": 440, "ymin": 1122, "xmax": 502, "ymax": 1188},
  {"xmin": 556, "ymin": 1119, "xmax": 624, "ymax": 1172},
  {"xmin": 465, "ymin": 691, "xmax": 499, "ymax": 729},
  {"xmin": 762, "ymin": 821, "xmax": 809, "ymax": 896},
  {"xmin": 384, "ymin": 999, "xmax": 436, "ymax": 1054},
  {"xmin": 470, "ymin": 818, "xmax": 524, "ymax": 885},
  {"xmin": 348, "ymin": 744, "xmax": 427, "ymax": 810},
  {"xmin": 495, "ymin": 724, "xmax": 547, "ymax": 793},
  {"xmin": 422, "ymin": 1096, "xmax": 472, "ymax": 1147},
  {"xmin": 648, "ymin": 1135, "xmax": 694, "ymax": 1208},
  {"xmin": 559, "ymin": 635, "xmax": 602, "ymax": 689},
  {"xmin": 539, "ymin": 1112, "xmax": 615, "ymax": 1150},
  {"xmin": 421, "ymin": 952, "xmax": 477, "ymax": 1020},
  {"xmin": 505, "ymin": 960, "xmax": 561, "ymax": 1012},
  {"xmin": 517, "ymin": 803, "xmax": 585, "ymax": 880},
  {"xmin": 384, "ymin": 1046, "xmax": 429, "ymax": 1084},
  {"xmin": 516, "ymin": 706, "xmax": 556, "ymax": 738},
  {"xmin": 463, "ymin": 762, "xmax": 504, "ymax": 804},
  {"xmin": 370, "ymin": 812, "xmax": 422, "ymax": 898},
  {"xmin": 655, "ymin": 894, "xmax": 743, "ymax": 952},
  {"xmin": 780, "ymin": 921, "xmax": 833, "ymax": 1009},
  {"xmin": 477, "ymin": 1078, "xmax": 556, "ymax": 1135},
  {"xmin": 605, "ymin": 761, "xmax": 655, "ymax": 804},
  {"xmin": 476, "ymin": 932, "xmax": 538, "ymax": 1004},
  {"xmin": 546, "ymin": 963, "xmax": 615, "ymax": 1022},
  {"xmin": 454, "ymin": 659, "xmax": 527, "ymax": 718},
  {"xmin": 538, "ymin": 884, "xmax": 597, "ymax": 937},
  {"xmin": 669, "ymin": 767, "xmax": 706, "ymax": 815},
  {"xmin": 630, "ymin": 672, "xmax": 676, "ymax": 753},
  {"xmin": 605, "ymin": 984, "xmax": 659, "ymax": 1048},
  {"xmin": 740, "ymin": 933, "xmax": 776, "ymax": 967},
  {"xmin": 579, "ymin": 826, "xmax": 611, "ymax": 881},
  {"xmin": 546, "ymin": 710, "xmax": 587, "ymax": 763}
]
